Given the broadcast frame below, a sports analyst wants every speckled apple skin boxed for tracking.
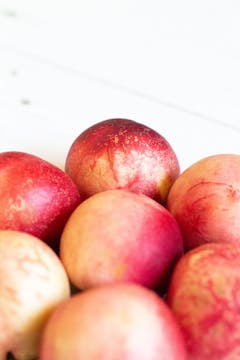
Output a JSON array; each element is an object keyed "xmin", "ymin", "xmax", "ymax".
[
  {"xmin": 39, "ymin": 283, "xmax": 187, "ymax": 360},
  {"xmin": 167, "ymin": 154, "xmax": 240, "ymax": 251},
  {"xmin": 60, "ymin": 189, "xmax": 184, "ymax": 293},
  {"xmin": 167, "ymin": 243, "xmax": 240, "ymax": 360},
  {"xmin": 0, "ymin": 151, "xmax": 82, "ymax": 250},
  {"xmin": 65, "ymin": 118, "xmax": 180, "ymax": 204},
  {"xmin": 0, "ymin": 230, "xmax": 70, "ymax": 360}
]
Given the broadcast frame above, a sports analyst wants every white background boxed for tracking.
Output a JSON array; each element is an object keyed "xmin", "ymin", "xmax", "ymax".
[{"xmin": 1, "ymin": 0, "xmax": 240, "ymax": 171}]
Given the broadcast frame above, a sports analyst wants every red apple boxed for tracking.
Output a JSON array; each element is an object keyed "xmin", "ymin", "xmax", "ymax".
[
  {"xmin": 60, "ymin": 189, "xmax": 184, "ymax": 293},
  {"xmin": 0, "ymin": 151, "xmax": 82, "ymax": 250},
  {"xmin": 167, "ymin": 242, "xmax": 240, "ymax": 360},
  {"xmin": 0, "ymin": 230, "xmax": 70, "ymax": 360},
  {"xmin": 39, "ymin": 282, "xmax": 187, "ymax": 359},
  {"xmin": 167, "ymin": 154, "xmax": 240, "ymax": 251},
  {"xmin": 65, "ymin": 118, "xmax": 180, "ymax": 204}
]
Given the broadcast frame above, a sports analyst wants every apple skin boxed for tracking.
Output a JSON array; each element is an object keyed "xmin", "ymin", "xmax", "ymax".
[
  {"xmin": 167, "ymin": 154, "xmax": 240, "ymax": 251},
  {"xmin": 166, "ymin": 242, "xmax": 240, "ymax": 360},
  {"xmin": 60, "ymin": 189, "xmax": 184, "ymax": 293},
  {"xmin": 0, "ymin": 151, "xmax": 82, "ymax": 250},
  {"xmin": 0, "ymin": 230, "xmax": 70, "ymax": 360},
  {"xmin": 65, "ymin": 118, "xmax": 180, "ymax": 204},
  {"xmin": 39, "ymin": 282, "xmax": 187, "ymax": 360}
]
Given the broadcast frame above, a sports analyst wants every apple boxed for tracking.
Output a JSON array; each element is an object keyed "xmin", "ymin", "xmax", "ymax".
[
  {"xmin": 167, "ymin": 154, "xmax": 240, "ymax": 251},
  {"xmin": 0, "ymin": 230, "xmax": 70, "ymax": 360},
  {"xmin": 0, "ymin": 151, "xmax": 82, "ymax": 250},
  {"xmin": 166, "ymin": 242, "xmax": 240, "ymax": 359},
  {"xmin": 39, "ymin": 282, "xmax": 187, "ymax": 359},
  {"xmin": 65, "ymin": 118, "xmax": 180, "ymax": 204},
  {"xmin": 60, "ymin": 189, "xmax": 184, "ymax": 293}
]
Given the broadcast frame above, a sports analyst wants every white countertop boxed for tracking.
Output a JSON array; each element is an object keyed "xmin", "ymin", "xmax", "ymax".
[{"xmin": 1, "ymin": 0, "xmax": 240, "ymax": 171}]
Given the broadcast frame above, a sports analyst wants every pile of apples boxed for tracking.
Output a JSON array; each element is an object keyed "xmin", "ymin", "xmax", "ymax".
[{"xmin": 1, "ymin": 118, "xmax": 240, "ymax": 359}]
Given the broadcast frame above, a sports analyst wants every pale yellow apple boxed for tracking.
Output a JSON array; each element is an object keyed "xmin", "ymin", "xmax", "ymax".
[{"xmin": 0, "ymin": 230, "xmax": 70, "ymax": 360}]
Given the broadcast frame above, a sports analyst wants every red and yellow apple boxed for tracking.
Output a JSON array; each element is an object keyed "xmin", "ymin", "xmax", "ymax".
[
  {"xmin": 167, "ymin": 154, "xmax": 240, "ymax": 250},
  {"xmin": 167, "ymin": 242, "xmax": 240, "ymax": 360},
  {"xmin": 39, "ymin": 282, "xmax": 187, "ymax": 360},
  {"xmin": 0, "ymin": 151, "xmax": 82, "ymax": 250},
  {"xmin": 0, "ymin": 230, "xmax": 70, "ymax": 360},
  {"xmin": 65, "ymin": 118, "xmax": 180, "ymax": 204},
  {"xmin": 60, "ymin": 189, "xmax": 184, "ymax": 293}
]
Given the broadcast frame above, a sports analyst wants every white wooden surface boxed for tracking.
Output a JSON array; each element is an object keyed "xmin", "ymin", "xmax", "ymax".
[{"xmin": 0, "ymin": 0, "xmax": 240, "ymax": 171}]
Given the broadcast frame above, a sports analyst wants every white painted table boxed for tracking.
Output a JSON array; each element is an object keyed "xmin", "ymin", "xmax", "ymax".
[{"xmin": 1, "ymin": 0, "xmax": 240, "ymax": 171}]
